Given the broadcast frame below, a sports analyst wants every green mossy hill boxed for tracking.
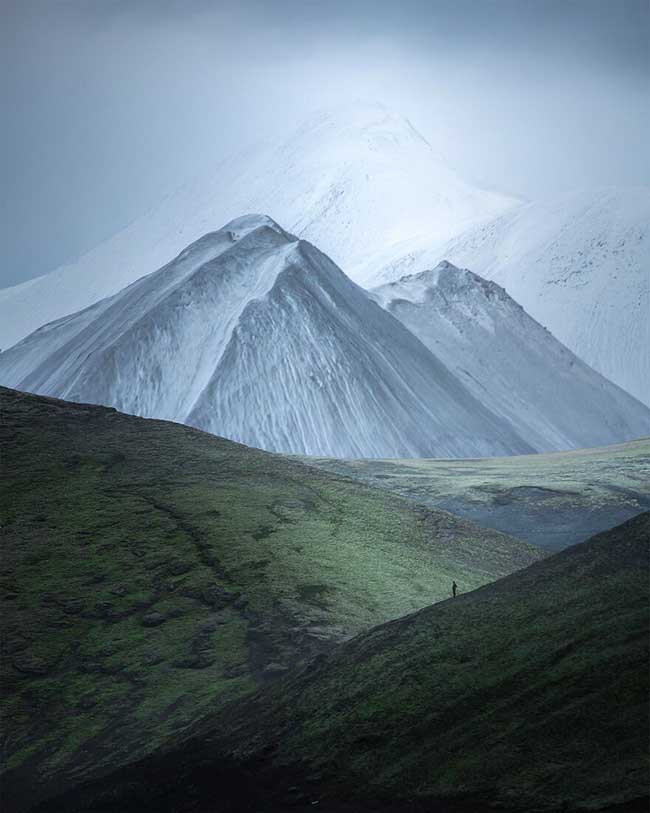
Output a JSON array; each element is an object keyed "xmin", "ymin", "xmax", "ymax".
[
  {"xmin": 0, "ymin": 387, "xmax": 541, "ymax": 810},
  {"xmin": 68, "ymin": 514, "xmax": 649, "ymax": 813},
  {"xmin": 302, "ymin": 440, "xmax": 650, "ymax": 550}
]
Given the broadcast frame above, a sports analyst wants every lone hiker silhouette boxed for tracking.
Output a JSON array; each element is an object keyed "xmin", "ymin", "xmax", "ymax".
[{"xmin": 452, "ymin": 580, "xmax": 458, "ymax": 598}]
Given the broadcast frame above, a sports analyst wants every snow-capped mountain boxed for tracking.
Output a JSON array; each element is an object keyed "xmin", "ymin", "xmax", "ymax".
[
  {"xmin": 0, "ymin": 102, "xmax": 517, "ymax": 350},
  {"xmin": 0, "ymin": 215, "xmax": 534, "ymax": 459},
  {"xmin": 1, "ymin": 102, "xmax": 644, "ymax": 408},
  {"xmin": 372, "ymin": 262, "xmax": 650, "ymax": 452},
  {"xmin": 365, "ymin": 187, "xmax": 650, "ymax": 406}
]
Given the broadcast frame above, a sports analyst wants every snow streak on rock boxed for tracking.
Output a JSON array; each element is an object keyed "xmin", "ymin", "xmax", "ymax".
[
  {"xmin": 0, "ymin": 216, "xmax": 534, "ymax": 459},
  {"xmin": 372, "ymin": 261, "xmax": 650, "ymax": 452},
  {"xmin": 366, "ymin": 188, "xmax": 650, "ymax": 406}
]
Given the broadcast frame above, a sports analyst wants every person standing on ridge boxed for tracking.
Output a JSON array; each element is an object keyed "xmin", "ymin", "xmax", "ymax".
[{"xmin": 452, "ymin": 580, "xmax": 458, "ymax": 598}]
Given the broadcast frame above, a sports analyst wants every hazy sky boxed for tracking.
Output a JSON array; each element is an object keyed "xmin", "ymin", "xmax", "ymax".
[{"xmin": 1, "ymin": 0, "xmax": 648, "ymax": 288}]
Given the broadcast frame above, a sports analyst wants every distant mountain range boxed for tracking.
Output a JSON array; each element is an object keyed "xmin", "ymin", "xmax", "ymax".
[
  {"xmin": 0, "ymin": 103, "xmax": 647, "ymax": 409},
  {"xmin": 1, "ymin": 215, "xmax": 649, "ymax": 458}
]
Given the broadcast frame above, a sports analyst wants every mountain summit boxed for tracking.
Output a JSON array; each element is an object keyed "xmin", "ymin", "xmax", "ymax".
[
  {"xmin": 0, "ymin": 103, "xmax": 644, "ymax": 406},
  {"xmin": 0, "ymin": 103, "xmax": 517, "ymax": 349},
  {"xmin": 366, "ymin": 186, "xmax": 650, "ymax": 405},
  {"xmin": 0, "ymin": 216, "xmax": 532, "ymax": 458},
  {"xmin": 372, "ymin": 261, "xmax": 650, "ymax": 451}
]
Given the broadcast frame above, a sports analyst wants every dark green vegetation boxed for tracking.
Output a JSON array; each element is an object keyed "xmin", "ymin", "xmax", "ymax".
[
  {"xmin": 53, "ymin": 514, "xmax": 649, "ymax": 813},
  {"xmin": 302, "ymin": 440, "xmax": 650, "ymax": 550},
  {"xmin": 0, "ymin": 387, "xmax": 542, "ymax": 810}
]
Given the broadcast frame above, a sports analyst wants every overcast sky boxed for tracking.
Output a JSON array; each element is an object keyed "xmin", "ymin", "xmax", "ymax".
[{"xmin": 1, "ymin": 0, "xmax": 648, "ymax": 288}]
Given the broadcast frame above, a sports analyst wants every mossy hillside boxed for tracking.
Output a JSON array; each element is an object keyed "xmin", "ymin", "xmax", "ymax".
[
  {"xmin": 302, "ymin": 439, "xmax": 650, "ymax": 550},
  {"xmin": 229, "ymin": 514, "xmax": 650, "ymax": 811},
  {"xmin": 0, "ymin": 387, "xmax": 541, "ymax": 807},
  {"xmin": 82, "ymin": 514, "xmax": 650, "ymax": 813}
]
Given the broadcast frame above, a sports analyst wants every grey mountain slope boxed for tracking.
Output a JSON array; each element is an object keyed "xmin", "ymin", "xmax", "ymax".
[
  {"xmin": 371, "ymin": 261, "xmax": 650, "ymax": 452},
  {"xmin": 0, "ymin": 216, "xmax": 532, "ymax": 459}
]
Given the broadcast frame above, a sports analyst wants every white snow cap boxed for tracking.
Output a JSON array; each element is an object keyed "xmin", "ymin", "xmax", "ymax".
[
  {"xmin": 371, "ymin": 261, "xmax": 650, "ymax": 452},
  {"xmin": 222, "ymin": 214, "xmax": 289, "ymax": 238},
  {"xmin": 0, "ymin": 101, "xmax": 516, "ymax": 350},
  {"xmin": 2, "ymin": 214, "xmax": 649, "ymax": 459},
  {"xmin": 0, "ymin": 103, "xmax": 645, "ymax": 405},
  {"xmin": 0, "ymin": 215, "xmax": 539, "ymax": 459}
]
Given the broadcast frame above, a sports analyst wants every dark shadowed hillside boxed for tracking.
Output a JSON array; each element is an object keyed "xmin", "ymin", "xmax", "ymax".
[
  {"xmin": 0, "ymin": 387, "xmax": 541, "ymax": 810},
  {"xmin": 56, "ymin": 514, "xmax": 649, "ymax": 813}
]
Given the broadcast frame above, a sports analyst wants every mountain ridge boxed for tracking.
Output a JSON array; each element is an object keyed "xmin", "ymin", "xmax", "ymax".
[
  {"xmin": 0, "ymin": 103, "xmax": 517, "ymax": 350},
  {"xmin": 371, "ymin": 259, "xmax": 650, "ymax": 451},
  {"xmin": 363, "ymin": 185, "xmax": 650, "ymax": 405},
  {"xmin": 0, "ymin": 218, "xmax": 534, "ymax": 459}
]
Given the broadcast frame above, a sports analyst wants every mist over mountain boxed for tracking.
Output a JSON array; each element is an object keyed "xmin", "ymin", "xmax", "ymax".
[
  {"xmin": 3, "ymin": 5, "xmax": 649, "ymax": 812},
  {"xmin": 0, "ymin": 104, "xmax": 645, "ymax": 413},
  {"xmin": 0, "ymin": 102, "xmax": 516, "ymax": 351}
]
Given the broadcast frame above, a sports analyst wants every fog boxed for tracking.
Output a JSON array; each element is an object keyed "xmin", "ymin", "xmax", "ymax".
[{"xmin": 1, "ymin": 0, "xmax": 648, "ymax": 287}]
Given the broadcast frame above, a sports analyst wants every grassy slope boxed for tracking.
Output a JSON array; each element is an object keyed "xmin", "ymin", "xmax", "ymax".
[
  {"xmin": 0, "ymin": 387, "xmax": 541, "ymax": 808},
  {"xmin": 301, "ymin": 440, "xmax": 650, "ymax": 550},
  {"xmin": 69, "ymin": 514, "xmax": 650, "ymax": 813}
]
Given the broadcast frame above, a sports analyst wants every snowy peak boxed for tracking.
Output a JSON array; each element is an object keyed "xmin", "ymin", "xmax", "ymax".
[
  {"xmin": 0, "ymin": 102, "xmax": 519, "ymax": 349},
  {"xmin": 172, "ymin": 214, "xmax": 294, "ymax": 270},
  {"xmin": 0, "ymin": 218, "xmax": 304, "ymax": 424},
  {"xmin": 2, "ymin": 216, "xmax": 647, "ymax": 458},
  {"xmin": 0, "ymin": 217, "xmax": 536, "ymax": 459},
  {"xmin": 372, "ymin": 263, "xmax": 650, "ymax": 451},
  {"xmin": 374, "ymin": 261, "xmax": 516, "ymax": 322},
  {"xmin": 221, "ymin": 213, "xmax": 293, "ymax": 242},
  {"xmin": 274, "ymin": 104, "xmax": 517, "ymax": 280},
  {"xmin": 366, "ymin": 185, "xmax": 650, "ymax": 405},
  {"xmin": 284, "ymin": 101, "xmax": 433, "ymax": 156}
]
